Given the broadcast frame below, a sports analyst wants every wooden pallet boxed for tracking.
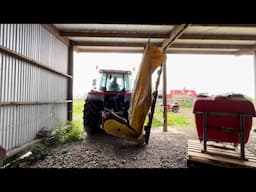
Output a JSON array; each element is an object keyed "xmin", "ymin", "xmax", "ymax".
[{"xmin": 187, "ymin": 139, "xmax": 256, "ymax": 168}]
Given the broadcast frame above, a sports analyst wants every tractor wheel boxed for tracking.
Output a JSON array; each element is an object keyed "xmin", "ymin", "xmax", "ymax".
[
  {"xmin": 83, "ymin": 100, "xmax": 104, "ymax": 134},
  {"xmin": 172, "ymin": 106, "xmax": 179, "ymax": 113}
]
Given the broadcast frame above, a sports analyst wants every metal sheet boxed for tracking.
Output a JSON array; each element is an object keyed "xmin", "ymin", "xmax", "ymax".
[{"xmin": 0, "ymin": 24, "xmax": 69, "ymax": 152}]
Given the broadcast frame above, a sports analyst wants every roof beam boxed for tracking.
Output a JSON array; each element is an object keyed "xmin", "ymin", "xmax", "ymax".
[
  {"xmin": 42, "ymin": 24, "xmax": 70, "ymax": 46},
  {"xmin": 78, "ymin": 48, "xmax": 144, "ymax": 53},
  {"xmin": 166, "ymin": 49, "xmax": 241, "ymax": 55},
  {"xmin": 60, "ymin": 31, "xmax": 168, "ymax": 38},
  {"xmin": 74, "ymin": 41, "xmax": 161, "ymax": 47},
  {"xmin": 191, "ymin": 24, "xmax": 256, "ymax": 28},
  {"xmin": 180, "ymin": 34, "xmax": 256, "ymax": 41},
  {"xmin": 161, "ymin": 24, "xmax": 190, "ymax": 50},
  {"xmin": 172, "ymin": 43, "xmax": 253, "ymax": 49}
]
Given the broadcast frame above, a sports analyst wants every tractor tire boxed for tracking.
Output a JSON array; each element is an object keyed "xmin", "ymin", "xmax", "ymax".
[
  {"xmin": 172, "ymin": 106, "xmax": 179, "ymax": 113},
  {"xmin": 83, "ymin": 100, "xmax": 104, "ymax": 134}
]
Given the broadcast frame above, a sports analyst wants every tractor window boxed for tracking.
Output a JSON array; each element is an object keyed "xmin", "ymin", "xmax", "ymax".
[
  {"xmin": 124, "ymin": 74, "xmax": 131, "ymax": 91},
  {"xmin": 106, "ymin": 74, "xmax": 123, "ymax": 91},
  {"xmin": 99, "ymin": 73, "xmax": 107, "ymax": 90},
  {"xmin": 98, "ymin": 72, "xmax": 132, "ymax": 92}
]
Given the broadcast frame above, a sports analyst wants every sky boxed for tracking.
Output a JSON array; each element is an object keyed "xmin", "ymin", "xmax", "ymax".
[{"xmin": 73, "ymin": 52, "xmax": 255, "ymax": 99}]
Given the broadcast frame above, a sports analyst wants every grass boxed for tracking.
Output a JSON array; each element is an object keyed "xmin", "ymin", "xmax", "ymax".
[
  {"xmin": 55, "ymin": 121, "xmax": 84, "ymax": 144},
  {"xmin": 151, "ymin": 110, "xmax": 192, "ymax": 127},
  {"xmin": 180, "ymin": 102, "xmax": 193, "ymax": 108},
  {"xmin": 73, "ymin": 99, "xmax": 84, "ymax": 117},
  {"xmin": 73, "ymin": 99, "xmax": 194, "ymax": 129}
]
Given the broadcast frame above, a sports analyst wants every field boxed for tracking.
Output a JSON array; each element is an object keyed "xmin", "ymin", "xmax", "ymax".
[{"xmin": 73, "ymin": 99, "xmax": 195, "ymax": 128}]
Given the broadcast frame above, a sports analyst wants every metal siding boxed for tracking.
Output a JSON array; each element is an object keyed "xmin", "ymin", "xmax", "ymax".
[{"xmin": 0, "ymin": 24, "xmax": 68, "ymax": 151}]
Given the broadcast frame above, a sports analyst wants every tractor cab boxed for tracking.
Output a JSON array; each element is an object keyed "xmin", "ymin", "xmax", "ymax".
[{"xmin": 94, "ymin": 69, "xmax": 132, "ymax": 92}]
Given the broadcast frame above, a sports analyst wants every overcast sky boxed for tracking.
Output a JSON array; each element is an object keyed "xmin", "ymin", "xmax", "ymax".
[{"xmin": 74, "ymin": 52, "xmax": 254, "ymax": 98}]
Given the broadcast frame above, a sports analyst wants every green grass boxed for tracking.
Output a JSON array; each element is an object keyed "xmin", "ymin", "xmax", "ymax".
[
  {"xmin": 180, "ymin": 102, "xmax": 193, "ymax": 108},
  {"xmin": 55, "ymin": 121, "xmax": 84, "ymax": 144},
  {"xmin": 73, "ymin": 99, "xmax": 84, "ymax": 117},
  {"xmin": 73, "ymin": 99, "xmax": 193, "ymax": 129},
  {"xmin": 152, "ymin": 110, "xmax": 192, "ymax": 127}
]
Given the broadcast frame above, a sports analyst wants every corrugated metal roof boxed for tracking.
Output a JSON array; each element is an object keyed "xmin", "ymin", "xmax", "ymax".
[{"xmin": 54, "ymin": 24, "xmax": 256, "ymax": 55}]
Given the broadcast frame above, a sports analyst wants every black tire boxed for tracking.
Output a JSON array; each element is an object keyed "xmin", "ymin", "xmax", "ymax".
[
  {"xmin": 83, "ymin": 99, "xmax": 104, "ymax": 134},
  {"xmin": 172, "ymin": 106, "xmax": 179, "ymax": 113}
]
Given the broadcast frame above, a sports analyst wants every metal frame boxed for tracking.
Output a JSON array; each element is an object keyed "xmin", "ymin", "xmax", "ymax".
[{"xmin": 195, "ymin": 111, "xmax": 255, "ymax": 160}]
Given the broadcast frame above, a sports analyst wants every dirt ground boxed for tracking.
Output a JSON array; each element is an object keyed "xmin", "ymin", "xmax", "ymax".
[{"xmin": 18, "ymin": 108, "xmax": 256, "ymax": 168}]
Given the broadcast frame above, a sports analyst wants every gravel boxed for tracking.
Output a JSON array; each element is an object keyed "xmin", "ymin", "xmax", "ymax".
[{"xmin": 18, "ymin": 126, "xmax": 256, "ymax": 168}]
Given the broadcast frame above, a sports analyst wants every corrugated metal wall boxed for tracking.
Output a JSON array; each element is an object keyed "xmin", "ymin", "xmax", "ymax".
[{"xmin": 0, "ymin": 24, "xmax": 69, "ymax": 151}]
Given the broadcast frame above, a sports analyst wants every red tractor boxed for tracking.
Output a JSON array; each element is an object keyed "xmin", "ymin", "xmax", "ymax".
[{"xmin": 83, "ymin": 69, "xmax": 132, "ymax": 134}]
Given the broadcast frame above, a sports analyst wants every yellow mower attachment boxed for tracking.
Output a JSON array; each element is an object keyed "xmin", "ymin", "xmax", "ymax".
[{"xmin": 103, "ymin": 44, "xmax": 166, "ymax": 144}]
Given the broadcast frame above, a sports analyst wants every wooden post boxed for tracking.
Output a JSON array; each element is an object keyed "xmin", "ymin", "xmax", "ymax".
[
  {"xmin": 253, "ymin": 48, "xmax": 256, "ymax": 102},
  {"xmin": 67, "ymin": 41, "xmax": 74, "ymax": 121},
  {"xmin": 163, "ymin": 58, "xmax": 168, "ymax": 132}
]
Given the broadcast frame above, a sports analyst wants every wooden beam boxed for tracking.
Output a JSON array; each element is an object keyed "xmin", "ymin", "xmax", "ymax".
[
  {"xmin": 162, "ymin": 59, "xmax": 167, "ymax": 132},
  {"xmin": 253, "ymin": 48, "xmax": 256, "ymax": 101},
  {"xmin": 0, "ymin": 45, "xmax": 72, "ymax": 78},
  {"xmin": 181, "ymin": 34, "xmax": 256, "ymax": 41},
  {"xmin": 192, "ymin": 24, "xmax": 256, "ymax": 28},
  {"xmin": 172, "ymin": 44, "xmax": 253, "ymax": 49},
  {"xmin": 74, "ymin": 41, "xmax": 161, "ymax": 47},
  {"xmin": 0, "ymin": 100, "xmax": 72, "ymax": 107},
  {"xmin": 166, "ymin": 49, "xmax": 241, "ymax": 55},
  {"xmin": 161, "ymin": 24, "xmax": 190, "ymax": 50},
  {"xmin": 42, "ymin": 24, "xmax": 70, "ymax": 46},
  {"xmin": 78, "ymin": 47, "xmax": 144, "ymax": 53},
  {"xmin": 60, "ymin": 31, "xmax": 168, "ymax": 38},
  {"xmin": 67, "ymin": 41, "xmax": 74, "ymax": 121}
]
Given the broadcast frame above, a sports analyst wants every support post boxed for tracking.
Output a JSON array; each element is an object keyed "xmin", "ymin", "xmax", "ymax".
[
  {"xmin": 253, "ymin": 48, "xmax": 256, "ymax": 102},
  {"xmin": 162, "ymin": 58, "xmax": 168, "ymax": 132},
  {"xmin": 67, "ymin": 41, "xmax": 74, "ymax": 121}
]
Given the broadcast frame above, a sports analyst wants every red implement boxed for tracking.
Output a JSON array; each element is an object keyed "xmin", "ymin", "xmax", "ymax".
[{"xmin": 193, "ymin": 94, "xmax": 255, "ymax": 144}]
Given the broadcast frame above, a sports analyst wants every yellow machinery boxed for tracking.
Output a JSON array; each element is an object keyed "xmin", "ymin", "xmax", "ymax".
[{"xmin": 103, "ymin": 44, "xmax": 166, "ymax": 144}]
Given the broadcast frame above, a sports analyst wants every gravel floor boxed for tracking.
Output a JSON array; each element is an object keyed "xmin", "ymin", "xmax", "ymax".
[{"xmin": 18, "ymin": 125, "xmax": 256, "ymax": 168}]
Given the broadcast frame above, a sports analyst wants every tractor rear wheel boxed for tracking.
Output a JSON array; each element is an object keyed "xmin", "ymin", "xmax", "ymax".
[{"xmin": 83, "ymin": 100, "xmax": 104, "ymax": 134}]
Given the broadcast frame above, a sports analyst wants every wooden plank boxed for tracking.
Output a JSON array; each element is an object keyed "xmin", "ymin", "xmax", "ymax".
[
  {"xmin": 188, "ymin": 151, "xmax": 256, "ymax": 168},
  {"xmin": 187, "ymin": 139, "xmax": 256, "ymax": 168},
  {"xmin": 188, "ymin": 140, "xmax": 256, "ymax": 159},
  {"xmin": 188, "ymin": 147, "xmax": 256, "ymax": 162},
  {"xmin": 188, "ymin": 144, "xmax": 256, "ymax": 159}
]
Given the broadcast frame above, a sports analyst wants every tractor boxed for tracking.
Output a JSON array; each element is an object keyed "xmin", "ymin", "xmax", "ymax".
[
  {"xmin": 83, "ymin": 44, "xmax": 166, "ymax": 144},
  {"xmin": 83, "ymin": 69, "xmax": 132, "ymax": 134}
]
